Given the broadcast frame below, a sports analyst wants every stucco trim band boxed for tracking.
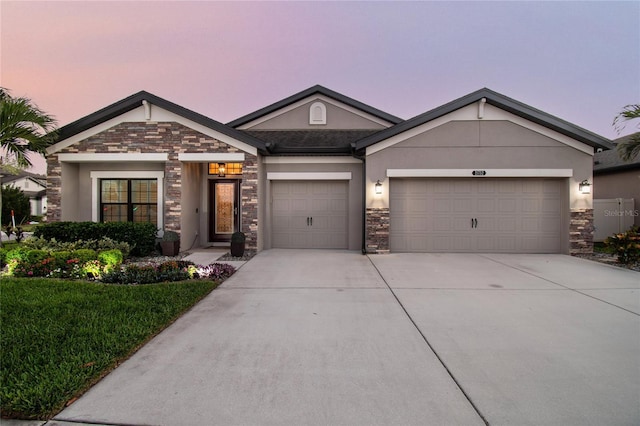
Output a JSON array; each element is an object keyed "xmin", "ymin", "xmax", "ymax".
[
  {"xmin": 267, "ymin": 172, "xmax": 352, "ymax": 180},
  {"xmin": 386, "ymin": 169, "xmax": 573, "ymax": 178},
  {"xmin": 58, "ymin": 153, "xmax": 168, "ymax": 162},
  {"xmin": 178, "ymin": 153, "xmax": 245, "ymax": 162}
]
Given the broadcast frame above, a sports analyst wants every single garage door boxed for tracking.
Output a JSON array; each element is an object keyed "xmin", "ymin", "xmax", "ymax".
[
  {"xmin": 390, "ymin": 178, "xmax": 564, "ymax": 253},
  {"xmin": 272, "ymin": 181, "xmax": 348, "ymax": 249}
]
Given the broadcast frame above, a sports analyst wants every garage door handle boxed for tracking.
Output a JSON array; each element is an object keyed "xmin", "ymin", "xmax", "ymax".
[
  {"xmin": 310, "ymin": 217, "xmax": 313, "ymax": 226},
  {"xmin": 307, "ymin": 217, "xmax": 310, "ymax": 226},
  {"xmin": 474, "ymin": 218, "xmax": 478, "ymax": 228}
]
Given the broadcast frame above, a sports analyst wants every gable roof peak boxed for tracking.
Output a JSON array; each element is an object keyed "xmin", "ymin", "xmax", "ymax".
[
  {"xmin": 355, "ymin": 87, "xmax": 612, "ymax": 151},
  {"xmin": 226, "ymin": 85, "xmax": 403, "ymax": 128},
  {"xmin": 52, "ymin": 90, "xmax": 266, "ymax": 152}
]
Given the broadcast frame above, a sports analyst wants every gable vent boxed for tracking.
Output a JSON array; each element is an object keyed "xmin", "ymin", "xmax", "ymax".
[{"xmin": 309, "ymin": 101, "xmax": 327, "ymax": 125}]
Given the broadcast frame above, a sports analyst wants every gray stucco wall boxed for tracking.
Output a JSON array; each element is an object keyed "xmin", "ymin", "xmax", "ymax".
[
  {"xmin": 365, "ymin": 120, "xmax": 595, "ymax": 254},
  {"xmin": 245, "ymin": 99, "xmax": 389, "ymax": 130}
]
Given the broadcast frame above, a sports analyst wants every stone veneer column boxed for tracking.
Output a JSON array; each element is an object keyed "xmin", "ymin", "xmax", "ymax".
[
  {"xmin": 46, "ymin": 153, "xmax": 62, "ymax": 222},
  {"xmin": 240, "ymin": 156, "xmax": 258, "ymax": 251},
  {"xmin": 365, "ymin": 207, "xmax": 390, "ymax": 254},
  {"xmin": 163, "ymin": 154, "xmax": 182, "ymax": 232},
  {"xmin": 570, "ymin": 209, "xmax": 594, "ymax": 255}
]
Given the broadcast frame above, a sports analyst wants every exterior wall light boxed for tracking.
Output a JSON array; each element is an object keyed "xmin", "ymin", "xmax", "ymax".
[
  {"xmin": 218, "ymin": 163, "xmax": 226, "ymax": 178},
  {"xmin": 579, "ymin": 179, "xmax": 591, "ymax": 194},
  {"xmin": 375, "ymin": 180, "xmax": 383, "ymax": 195}
]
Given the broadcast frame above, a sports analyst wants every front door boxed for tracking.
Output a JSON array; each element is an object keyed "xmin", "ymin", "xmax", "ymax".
[{"xmin": 209, "ymin": 180, "xmax": 240, "ymax": 242}]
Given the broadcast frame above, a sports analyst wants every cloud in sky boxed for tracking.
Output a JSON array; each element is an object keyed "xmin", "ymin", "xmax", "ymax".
[{"xmin": 1, "ymin": 1, "xmax": 638, "ymax": 173}]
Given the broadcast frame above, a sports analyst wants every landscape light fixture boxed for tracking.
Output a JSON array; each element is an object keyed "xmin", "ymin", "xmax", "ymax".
[
  {"xmin": 579, "ymin": 179, "xmax": 591, "ymax": 194},
  {"xmin": 218, "ymin": 163, "xmax": 226, "ymax": 178},
  {"xmin": 375, "ymin": 180, "xmax": 383, "ymax": 195}
]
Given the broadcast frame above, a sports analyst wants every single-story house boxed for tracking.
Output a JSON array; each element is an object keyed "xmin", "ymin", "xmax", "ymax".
[
  {"xmin": 593, "ymin": 133, "xmax": 640, "ymax": 230},
  {"xmin": 46, "ymin": 85, "xmax": 612, "ymax": 254},
  {"xmin": 2, "ymin": 170, "xmax": 48, "ymax": 217}
]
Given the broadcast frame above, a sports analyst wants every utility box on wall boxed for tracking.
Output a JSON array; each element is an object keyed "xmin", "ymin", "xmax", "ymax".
[{"xmin": 593, "ymin": 198, "xmax": 636, "ymax": 242}]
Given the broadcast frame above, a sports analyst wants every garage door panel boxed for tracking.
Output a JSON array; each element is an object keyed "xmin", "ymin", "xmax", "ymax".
[
  {"xmin": 390, "ymin": 178, "xmax": 564, "ymax": 253},
  {"xmin": 272, "ymin": 181, "xmax": 348, "ymax": 249}
]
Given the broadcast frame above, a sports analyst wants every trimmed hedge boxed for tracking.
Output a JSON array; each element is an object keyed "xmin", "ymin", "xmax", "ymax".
[{"xmin": 34, "ymin": 222, "xmax": 157, "ymax": 256}]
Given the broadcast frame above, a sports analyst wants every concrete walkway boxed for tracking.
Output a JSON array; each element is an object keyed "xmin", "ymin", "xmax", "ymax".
[{"xmin": 49, "ymin": 250, "xmax": 639, "ymax": 425}]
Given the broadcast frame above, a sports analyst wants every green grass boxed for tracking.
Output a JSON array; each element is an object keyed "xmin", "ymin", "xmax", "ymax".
[{"xmin": 0, "ymin": 278, "xmax": 218, "ymax": 419}]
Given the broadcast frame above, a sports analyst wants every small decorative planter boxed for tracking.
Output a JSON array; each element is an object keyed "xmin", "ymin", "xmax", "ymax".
[
  {"xmin": 230, "ymin": 231, "xmax": 246, "ymax": 257},
  {"xmin": 160, "ymin": 230, "xmax": 180, "ymax": 256}
]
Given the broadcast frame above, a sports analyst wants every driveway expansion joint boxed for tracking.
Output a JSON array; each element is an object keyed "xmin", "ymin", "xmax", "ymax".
[
  {"xmin": 366, "ymin": 255, "xmax": 490, "ymax": 426},
  {"xmin": 478, "ymin": 254, "xmax": 640, "ymax": 317}
]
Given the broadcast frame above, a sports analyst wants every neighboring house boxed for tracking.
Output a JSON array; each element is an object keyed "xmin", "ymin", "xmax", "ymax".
[
  {"xmin": 46, "ymin": 86, "xmax": 612, "ymax": 255},
  {"xmin": 593, "ymin": 133, "xmax": 640, "ymax": 229},
  {"xmin": 1, "ymin": 170, "xmax": 48, "ymax": 217}
]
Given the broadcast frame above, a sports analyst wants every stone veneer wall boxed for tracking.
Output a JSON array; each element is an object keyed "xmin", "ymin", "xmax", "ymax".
[
  {"xmin": 569, "ymin": 209, "xmax": 594, "ymax": 255},
  {"xmin": 365, "ymin": 207, "xmax": 390, "ymax": 254},
  {"xmin": 46, "ymin": 122, "xmax": 259, "ymax": 250}
]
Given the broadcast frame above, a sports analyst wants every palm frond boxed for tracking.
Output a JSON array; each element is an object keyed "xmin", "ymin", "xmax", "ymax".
[
  {"xmin": 616, "ymin": 133, "xmax": 640, "ymax": 162},
  {"xmin": 0, "ymin": 88, "xmax": 57, "ymax": 167}
]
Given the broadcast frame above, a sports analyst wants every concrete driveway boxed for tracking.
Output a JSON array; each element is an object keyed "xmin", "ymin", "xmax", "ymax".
[{"xmin": 54, "ymin": 250, "xmax": 640, "ymax": 426}]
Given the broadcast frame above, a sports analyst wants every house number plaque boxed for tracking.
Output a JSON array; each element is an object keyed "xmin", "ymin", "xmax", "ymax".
[{"xmin": 472, "ymin": 170, "xmax": 487, "ymax": 176}]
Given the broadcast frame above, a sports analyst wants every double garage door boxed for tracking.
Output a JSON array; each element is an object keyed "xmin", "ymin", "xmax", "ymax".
[
  {"xmin": 390, "ymin": 178, "xmax": 565, "ymax": 253},
  {"xmin": 272, "ymin": 181, "xmax": 348, "ymax": 249}
]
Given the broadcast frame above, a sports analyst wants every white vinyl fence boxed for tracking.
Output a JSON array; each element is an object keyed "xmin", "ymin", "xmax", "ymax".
[{"xmin": 593, "ymin": 198, "xmax": 636, "ymax": 242}]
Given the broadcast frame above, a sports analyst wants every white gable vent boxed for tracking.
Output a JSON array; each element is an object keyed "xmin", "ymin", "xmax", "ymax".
[{"xmin": 309, "ymin": 101, "xmax": 327, "ymax": 125}]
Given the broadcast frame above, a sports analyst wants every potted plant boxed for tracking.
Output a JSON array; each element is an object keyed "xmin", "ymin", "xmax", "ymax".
[
  {"xmin": 160, "ymin": 230, "xmax": 180, "ymax": 256},
  {"xmin": 230, "ymin": 231, "xmax": 245, "ymax": 257}
]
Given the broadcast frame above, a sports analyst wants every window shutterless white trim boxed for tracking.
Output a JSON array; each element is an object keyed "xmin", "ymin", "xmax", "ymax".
[
  {"xmin": 267, "ymin": 172, "xmax": 352, "ymax": 180},
  {"xmin": 90, "ymin": 171, "xmax": 165, "ymax": 227},
  {"xmin": 263, "ymin": 156, "xmax": 361, "ymax": 164},
  {"xmin": 386, "ymin": 169, "xmax": 573, "ymax": 178},
  {"xmin": 58, "ymin": 153, "xmax": 168, "ymax": 162},
  {"xmin": 179, "ymin": 153, "xmax": 245, "ymax": 162}
]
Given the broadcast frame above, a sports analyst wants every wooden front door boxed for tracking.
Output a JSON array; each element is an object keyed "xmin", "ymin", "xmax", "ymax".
[{"xmin": 209, "ymin": 180, "xmax": 240, "ymax": 242}]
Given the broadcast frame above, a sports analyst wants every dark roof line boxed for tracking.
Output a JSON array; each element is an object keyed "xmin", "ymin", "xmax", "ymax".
[
  {"xmin": 54, "ymin": 91, "xmax": 266, "ymax": 151},
  {"xmin": 355, "ymin": 88, "xmax": 613, "ymax": 151},
  {"xmin": 226, "ymin": 85, "xmax": 403, "ymax": 128}
]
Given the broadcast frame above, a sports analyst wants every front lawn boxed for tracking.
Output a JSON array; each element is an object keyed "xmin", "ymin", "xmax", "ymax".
[{"xmin": 0, "ymin": 278, "xmax": 218, "ymax": 420}]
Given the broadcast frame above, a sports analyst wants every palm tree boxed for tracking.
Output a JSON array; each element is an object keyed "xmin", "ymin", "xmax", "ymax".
[
  {"xmin": 613, "ymin": 104, "xmax": 640, "ymax": 161},
  {"xmin": 0, "ymin": 88, "xmax": 57, "ymax": 244}
]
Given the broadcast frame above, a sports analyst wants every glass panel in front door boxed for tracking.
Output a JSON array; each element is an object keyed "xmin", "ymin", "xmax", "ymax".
[{"xmin": 215, "ymin": 182, "xmax": 235, "ymax": 234}]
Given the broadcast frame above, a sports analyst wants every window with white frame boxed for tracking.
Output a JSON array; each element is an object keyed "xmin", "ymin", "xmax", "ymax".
[
  {"xmin": 90, "ymin": 171, "xmax": 164, "ymax": 228},
  {"xmin": 100, "ymin": 179, "xmax": 158, "ymax": 224}
]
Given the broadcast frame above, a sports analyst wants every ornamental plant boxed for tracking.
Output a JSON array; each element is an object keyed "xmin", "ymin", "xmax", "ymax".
[{"xmin": 605, "ymin": 226, "xmax": 640, "ymax": 264}]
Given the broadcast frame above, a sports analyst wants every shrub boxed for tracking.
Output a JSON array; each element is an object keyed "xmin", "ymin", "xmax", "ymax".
[
  {"xmin": 98, "ymin": 249, "xmax": 123, "ymax": 273},
  {"xmin": 22, "ymin": 236, "xmax": 131, "ymax": 258},
  {"xmin": 3, "ymin": 248, "xmax": 122, "ymax": 280},
  {"xmin": 1, "ymin": 185, "xmax": 30, "ymax": 226},
  {"xmin": 34, "ymin": 222, "xmax": 157, "ymax": 256},
  {"xmin": 605, "ymin": 226, "xmax": 640, "ymax": 264},
  {"xmin": 12, "ymin": 251, "xmax": 56, "ymax": 278},
  {"xmin": 72, "ymin": 249, "xmax": 97, "ymax": 264}
]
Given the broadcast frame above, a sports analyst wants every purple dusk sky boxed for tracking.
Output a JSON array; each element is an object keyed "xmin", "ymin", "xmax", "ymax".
[{"xmin": 1, "ymin": 1, "xmax": 638, "ymax": 174}]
